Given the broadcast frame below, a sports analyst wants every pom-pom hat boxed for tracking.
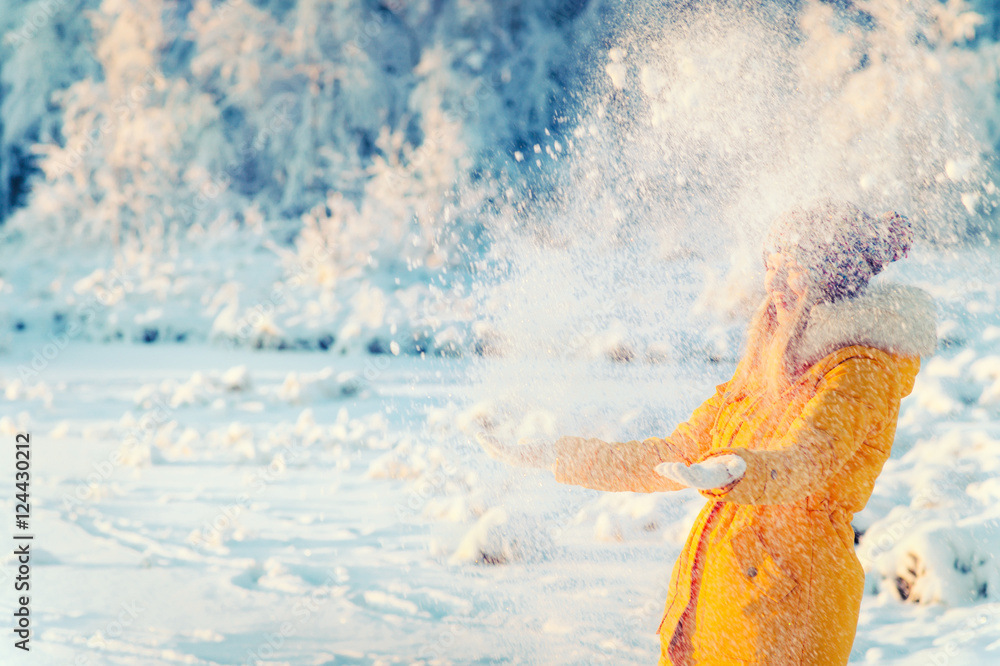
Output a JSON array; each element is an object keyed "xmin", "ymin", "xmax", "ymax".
[{"xmin": 765, "ymin": 200, "xmax": 913, "ymax": 303}]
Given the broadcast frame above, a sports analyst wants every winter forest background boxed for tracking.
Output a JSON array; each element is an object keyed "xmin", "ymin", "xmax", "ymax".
[{"xmin": 2, "ymin": 0, "xmax": 1000, "ymax": 664}]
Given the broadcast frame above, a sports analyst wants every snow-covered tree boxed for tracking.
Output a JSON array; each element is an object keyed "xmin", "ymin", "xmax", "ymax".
[
  {"xmin": 1, "ymin": 0, "xmax": 999, "ymax": 349},
  {"xmin": 0, "ymin": 0, "xmax": 100, "ymax": 220}
]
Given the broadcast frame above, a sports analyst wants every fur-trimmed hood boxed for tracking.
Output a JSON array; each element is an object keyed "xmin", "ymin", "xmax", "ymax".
[{"xmin": 794, "ymin": 282, "xmax": 937, "ymax": 368}]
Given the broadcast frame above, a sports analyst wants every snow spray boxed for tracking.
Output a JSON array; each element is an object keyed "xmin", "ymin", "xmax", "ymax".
[
  {"xmin": 440, "ymin": 0, "xmax": 994, "ymax": 569},
  {"xmin": 468, "ymin": 0, "xmax": 992, "ymax": 449}
]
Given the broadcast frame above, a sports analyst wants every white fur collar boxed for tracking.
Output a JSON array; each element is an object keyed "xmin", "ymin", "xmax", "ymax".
[{"xmin": 794, "ymin": 282, "xmax": 937, "ymax": 368}]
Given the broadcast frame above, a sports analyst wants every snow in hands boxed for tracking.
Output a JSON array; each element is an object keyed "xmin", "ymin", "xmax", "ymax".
[{"xmin": 655, "ymin": 455, "xmax": 746, "ymax": 491}]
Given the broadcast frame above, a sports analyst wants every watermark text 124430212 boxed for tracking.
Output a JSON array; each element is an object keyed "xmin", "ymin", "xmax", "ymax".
[{"xmin": 13, "ymin": 433, "xmax": 32, "ymax": 651}]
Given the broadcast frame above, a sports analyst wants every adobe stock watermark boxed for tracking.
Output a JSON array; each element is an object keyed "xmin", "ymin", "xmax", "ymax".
[
  {"xmin": 212, "ymin": 0, "xmax": 247, "ymax": 20},
  {"xmin": 190, "ymin": 435, "xmax": 315, "ymax": 548},
  {"xmin": 178, "ymin": 99, "xmax": 294, "ymax": 224},
  {"xmin": 544, "ymin": 497, "xmax": 592, "ymax": 541},
  {"xmin": 856, "ymin": 457, "xmax": 967, "ymax": 571},
  {"xmin": 920, "ymin": 602, "xmax": 1000, "ymax": 665},
  {"xmin": 18, "ymin": 269, "xmax": 134, "ymax": 381},
  {"xmin": 417, "ymin": 623, "xmax": 470, "ymax": 663},
  {"xmin": 61, "ymin": 397, "xmax": 173, "ymax": 511},
  {"xmin": 73, "ymin": 600, "xmax": 146, "ymax": 663},
  {"xmin": 50, "ymin": 68, "xmax": 164, "ymax": 178},
  {"xmin": 561, "ymin": 287, "xmax": 637, "ymax": 361},
  {"xmin": 343, "ymin": 1, "xmax": 407, "ymax": 58},
  {"xmin": 2, "ymin": 0, "xmax": 70, "ymax": 48},
  {"xmin": 394, "ymin": 456, "xmax": 463, "ymax": 523},
  {"xmin": 625, "ymin": 572, "xmax": 673, "ymax": 634},
  {"xmin": 226, "ymin": 246, "xmax": 333, "ymax": 348},
  {"xmin": 241, "ymin": 571, "xmax": 344, "ymax": 666},
  {"xmin": 380, "ymin": 77, "xmax": 498, "ymax": 197}
]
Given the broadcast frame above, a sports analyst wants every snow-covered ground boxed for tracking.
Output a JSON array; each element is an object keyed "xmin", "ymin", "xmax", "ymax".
[
  {"xmin": 0, "ymin": 247, "xmax": 998, "ymax": 665},
  {"xmin": 2, "ymin": 1, "xmax": 1000, "ymax": 664}
]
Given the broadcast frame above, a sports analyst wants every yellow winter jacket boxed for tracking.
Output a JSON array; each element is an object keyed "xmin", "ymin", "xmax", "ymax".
[{"xmin": 553, "ymin": 284, "xmax": 935, "ymax": 665}]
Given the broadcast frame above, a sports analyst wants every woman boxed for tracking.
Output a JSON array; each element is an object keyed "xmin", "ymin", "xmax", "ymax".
[{"xmin": 478, "ymin": 201, "xmax": 937, "ymax": 665}]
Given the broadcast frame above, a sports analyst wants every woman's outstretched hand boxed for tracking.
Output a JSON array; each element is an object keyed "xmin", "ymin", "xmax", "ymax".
[
  {"xmin": 655, "ymin": 455, "xmax": 746, "ymax": 491},
  {"xmin": 476, "ymin": 432, "xmax": 557, "ymax": 471}
]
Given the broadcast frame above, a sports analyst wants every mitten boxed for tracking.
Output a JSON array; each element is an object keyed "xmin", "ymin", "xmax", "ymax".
[{"xmin": 655, "ymin": 454, "xmax": 746, "ymax": 490}]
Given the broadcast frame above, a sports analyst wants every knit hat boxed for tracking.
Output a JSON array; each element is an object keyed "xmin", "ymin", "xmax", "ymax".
[{"xmin": 764, "ymin": 200, "xmax": 913, "ymax": 303}]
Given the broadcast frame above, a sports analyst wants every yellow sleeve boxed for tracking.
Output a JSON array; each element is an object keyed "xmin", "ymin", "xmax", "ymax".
[
  {"xmin": 552, "ymin": 380, "xmax": 730, "ymax": 493},
  {"xmin": 698, "ymin": 356, "xmax": 895, "ymax": 505}
]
